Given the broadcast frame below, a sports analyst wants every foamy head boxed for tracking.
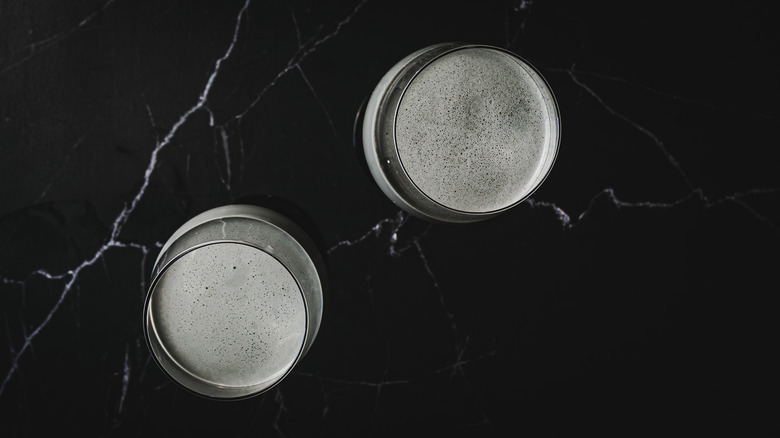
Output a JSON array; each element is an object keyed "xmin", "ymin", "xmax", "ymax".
[
  {"xmin": 395, "ymin": 47, "xmax": 555, "ymax": 213},
  {"xmin": 149, "ymin": 242, "xmax": 305, "ymax": 390}
]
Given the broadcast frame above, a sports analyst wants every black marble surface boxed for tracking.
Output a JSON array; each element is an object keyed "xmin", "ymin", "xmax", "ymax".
[{"xmin": 2, "ymin": 0, "xmax": 779, "ymax": 436}]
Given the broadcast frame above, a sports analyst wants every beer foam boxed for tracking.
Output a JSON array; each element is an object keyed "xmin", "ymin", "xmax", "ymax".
[
  {"xmin": 395, "ymin": 48, "xmax": 552, "ymax": 213},
  {"xmin": 151, "ymin": 243, "xmax": 305, "ymax": 387}
]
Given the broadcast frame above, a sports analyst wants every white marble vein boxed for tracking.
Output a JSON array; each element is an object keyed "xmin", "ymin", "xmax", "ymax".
[
  {"xmin": 292, "ymin": 348, "xmax": 495, "ymax": 391},
  {"xmin": 541, "ymin": 52, "xmax": 778, "ymax": 229},
  {"xmin": 210, "ymin": 124, "xmax": 233, "ymax": 195},
  {"xmin": 296, "ymin": 64, "xmax": 340, "ymax": 141},
  {"xmin": 0, "ymin": 0, "xmax": 253, "ymax": 398},
  {"xmin": 111, "ymin": 240, "xmax": 162, "ymax": 298},
  {"xmin": 294, "ymin": 371, "xmax": 411, "ymax": 389},
  {"xmin": 554, "ymin": 68, "xmax": 776, "ymax": 120},
  {"xmin": 505, "ymin": 0, "xmax": 535, "ymax": 49},
  {"xmin": 234, "ymin": 0, "xmax": 368, "ymax": 122},
  {"xmin": 118, "ymin": 343, "xmax": 131, "ymax": 414},
  {"xmin": 565, "ymin": 69, "xmax": 695, "ymax": 190},
  {"xmin": 0, "ymin": 0, "xmax": 118, "ymax": 76},
  {"xmin": 272, "ymin": 388, "xmax": 288, "ymax": 438},
  {"xmin": 411, "ymin": 238, "xmax": 464, "ymax": 365},
  {"xmin": 327, "ymin": 210, "xmax": 408, "ymax": 255},
  {"xmin": 35, "ymin": 132, "xmax": 89, "ymax": 203},
  {"xmin": 219, "ymin": 126, "xmax": 232, "ymax": 187},
  {"xmin": 529, "ymin": 187, "xmax": 780, "ymax": 231}
]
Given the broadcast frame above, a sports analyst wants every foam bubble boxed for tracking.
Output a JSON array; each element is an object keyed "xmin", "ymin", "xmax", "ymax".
[{"xmin": 395, "ymin": 48, "xmax": 552, "ymax": 213}]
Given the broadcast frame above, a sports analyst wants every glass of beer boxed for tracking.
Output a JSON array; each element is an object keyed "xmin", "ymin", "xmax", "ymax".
[
  {"xmin": 362, "ymin": 43, "xmax": 561, "ymax": 223},
  {"xmin": 143, "ymin": 204, "xmax": 325, "ymax": 400}
]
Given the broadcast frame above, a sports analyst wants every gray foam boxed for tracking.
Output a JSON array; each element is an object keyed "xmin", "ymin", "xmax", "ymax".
[
  {"xmin": 151, "ymin": 243, "xmax": 305, "ymax": 387},
  {"xmin": 395, "ymin": 48, "xmax": 552, "ymax": 213}
]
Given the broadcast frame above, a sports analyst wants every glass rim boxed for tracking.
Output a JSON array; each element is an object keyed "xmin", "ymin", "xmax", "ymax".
[
  {"xmin": 390, "ymin": 43, "xmax": 562, "ymax": 218},
  {"xmin": 143, "ymin": 237, "xmax": 310, "ymax": 400}
]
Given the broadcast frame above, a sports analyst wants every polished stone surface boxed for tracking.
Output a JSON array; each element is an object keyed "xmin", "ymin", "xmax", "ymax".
[{"xmin": 1, "ymin": 0, "xmax": 778, "ymax": 436}]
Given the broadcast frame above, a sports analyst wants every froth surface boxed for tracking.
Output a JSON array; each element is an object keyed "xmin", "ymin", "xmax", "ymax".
[
  {"xmin": 151, "ymin": 243, "xmax": 305, "ymax": 388},
  {"xmin": 395, "ymin": 48, "xmax": 550, "ymax": 213}
]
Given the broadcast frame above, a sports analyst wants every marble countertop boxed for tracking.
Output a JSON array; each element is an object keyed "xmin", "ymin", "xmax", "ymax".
[{"xmin": 1, "ymin": 0, "xmax": 778, "ymax": 435}]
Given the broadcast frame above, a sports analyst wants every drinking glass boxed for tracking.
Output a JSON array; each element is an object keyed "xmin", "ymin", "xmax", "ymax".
[
  {"xmin": 362, "ymin": 42, "xmax": 561, "ymax": 223},
  {"xmin": 143, "ymin": 204, "xmax": 325, "ymax": 399}
]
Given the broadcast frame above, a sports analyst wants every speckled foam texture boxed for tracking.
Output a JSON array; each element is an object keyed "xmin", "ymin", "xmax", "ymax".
[
  {"xmin": 395, "ymin": 48, "xmax": 551, "ymax": 213},
  {"xmin": 151, "ymin": 243, "xmax": 305, "ymax": 387}
]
